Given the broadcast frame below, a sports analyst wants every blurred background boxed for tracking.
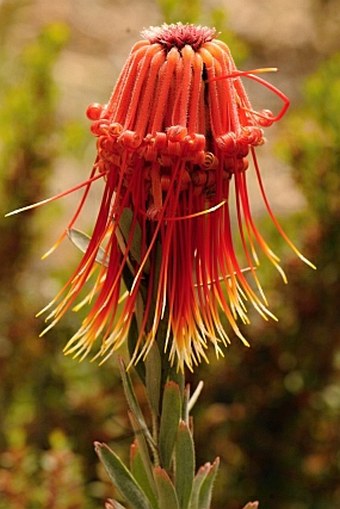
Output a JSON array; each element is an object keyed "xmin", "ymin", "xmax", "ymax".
[{"xmin": 0, "ymin": 0, "xmax": 339, "ymax": 508}]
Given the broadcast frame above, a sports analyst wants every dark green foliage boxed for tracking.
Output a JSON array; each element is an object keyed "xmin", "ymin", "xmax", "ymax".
[
  {"xmin": 97, "ymin": 360, "xmax": 219, "ymax": 509},
  {"xmin": 159, "ymin": 382, "xmax": 181, "ymax": 469},
  {"xmin": 95, "ymin": 442, "xmax": 152, "ymax": 509}
]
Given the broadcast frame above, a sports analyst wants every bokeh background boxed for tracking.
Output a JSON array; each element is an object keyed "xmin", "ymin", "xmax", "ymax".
[{"xmin": 0, "ymin": 0, "xmax": 339, "ymax": 508}]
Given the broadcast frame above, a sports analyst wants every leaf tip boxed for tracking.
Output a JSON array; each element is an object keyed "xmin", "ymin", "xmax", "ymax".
[
  {"xmin": 94, "ymin": 441, "xmax": 105, "ymax": 455},
  {"xmin": 213, "ymin": 456, "xmax": 220, "ymax": 467},
  {"xmin": 242, "ymin": 501, "xmax": 259, "ymax": 509}
]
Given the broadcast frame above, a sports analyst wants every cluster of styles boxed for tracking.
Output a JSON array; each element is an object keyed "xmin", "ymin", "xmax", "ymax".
[{"xmin": 31, "ymin": 23, "xmax": 313, "ymax": 372}]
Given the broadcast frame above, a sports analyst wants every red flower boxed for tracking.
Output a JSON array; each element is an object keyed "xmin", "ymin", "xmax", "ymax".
[{"xmin": 21, "ymin": 23, "xmax": 313, "ymax": 371}]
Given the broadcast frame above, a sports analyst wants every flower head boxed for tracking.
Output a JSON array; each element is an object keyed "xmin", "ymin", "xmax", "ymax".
[{"xmin": 34, "ymin": 23, "xmax": 313, "ymax": 371}]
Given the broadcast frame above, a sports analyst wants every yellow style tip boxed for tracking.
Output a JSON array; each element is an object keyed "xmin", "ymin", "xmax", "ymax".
[{"xmin": 301, "ymin": 255, "xmax": 317, "ymax": 270}]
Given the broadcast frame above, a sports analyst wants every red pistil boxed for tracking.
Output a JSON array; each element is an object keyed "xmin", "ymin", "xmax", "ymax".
[{"xmin": 15, "ymin": 23, "xmax": 314, "ymax": 371}]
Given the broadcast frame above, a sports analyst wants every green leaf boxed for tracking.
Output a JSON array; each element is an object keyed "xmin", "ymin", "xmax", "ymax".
[
  {"xmin": 68, "ymin": 209, "xmax": 148, "ymax": 274},
  {"xmin": 95, "ymin": 442, "xmax": 152, "ymax": 509},
  {"xmin": 128, "ymin": 317, "xmax": 146, "ymax": 384},
  {"xmin": 144, "ymin": 242, "xmax": 173, "ymax": 387},
  {"xmin": 153, "ymin": 466, "xmax": 180, "ymax": 509},
  {"xmin": 174, "ymin": 421, "xmax": 195, "ymax": 509},
  {"xmin": 105, "ymin": 499, "xmax": 127, "ymax": 509},
  {"xmin": 119, "ymin": 359, "xmax": 155, "ymax": 449},
  {"xmin": 188, "ymin": 463, "xmax": 211, "ymax": 509},
  {"xmin": 168, "ymin": 367, "xmax": 185, "ymax": 401},
  {"xmin": 241, "ymin": 503, "xmax": 259, "ymax": 509},
  {"xmin": 145, "ymin": 342, "xmax": 162, "ymax": 416},
  {"xmin": 117, "ymin": 208, "xmax": 149, "ymax": 272},
  {"xmin": 197, "ymin": 457, "xmax": 220, "ymax": 509},
  {"xmin": 130, "ymin": 440, "xmax": 159, "ymax": 509},
  {"xmin": 159, "ymin": 382, "xmax": 181, "ymax": 470},
  {"xmin": 67, "ymin": 228, "xmax": 108, "ymax": 266},
  {"xmin": 129, "ymin": 412, "xmax": 159, "ymax": 504},
  {"xmin": 127, "ymin": 287, "xmax": 147, "ymax": 384},
  {"xmin": 182, "ymin": 384, "xmax": 190, "ymax": 423}
]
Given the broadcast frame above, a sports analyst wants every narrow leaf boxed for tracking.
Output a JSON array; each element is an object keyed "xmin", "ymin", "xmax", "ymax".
[
  {"xmin": 147, "ymin": 242, "xmax": 172, "ymax": 386},
  {"xmin": 197, "ymin": 457, "xmax": 220, "ymax": 509},
  {"xmin": 159, "ymin": 382, "xmax": 181, "ymax": 470},
  {"xmin": 153, "ymin": 467, "xmax": 180, "ymax": 509},
  {"xmin": 175, "ymin": 421, "xmax": 195, "ymax": 509},
  {"xmin": 95, "ymin": 442, "xmax": 152, "ymax": 509},
  {"xmin": 105, "ymin": 499, "xmax": 126, "ymax": 509},
  {"xmin": 118, "ymin": 208, "xmax": 149, "ymax": 271},
  {"xmin": 130, "ymin": 440, "xmax": 158, "ymax": 509},
  {"xmin": 127, "ymin": 288, "xmax": 147, "ymax": 385},
  {"xmin": 128, "ymin": 316, "xmax": 146, "ymax": 383},
  {"xmin": 182, "ymin": 383, "xmax": 191, "ymax": 424},
  {"xmin": 168, "ymin": 367, "xmax": 185, "ymax": 401},
  {"xmin": 145, "ymin": 342, "xmax": 162, "ymax": 416},
  {"xmin": 129, "ymin": 413, "xmax": 159, "ymax": 508},
  {"xmin": 242, "ymin": 502, "xmax": 259, "ymax": 509},
  {"xmin": 67, "ymin": 228, "xmax": 108, "ymax": 266},
  {"xmin": 188, "ymin": 463, "xmax": 211, "ymax": 509},
  {"xmin": 119, "ymin": 359, "xmax": 154, "ymax": 448}
]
